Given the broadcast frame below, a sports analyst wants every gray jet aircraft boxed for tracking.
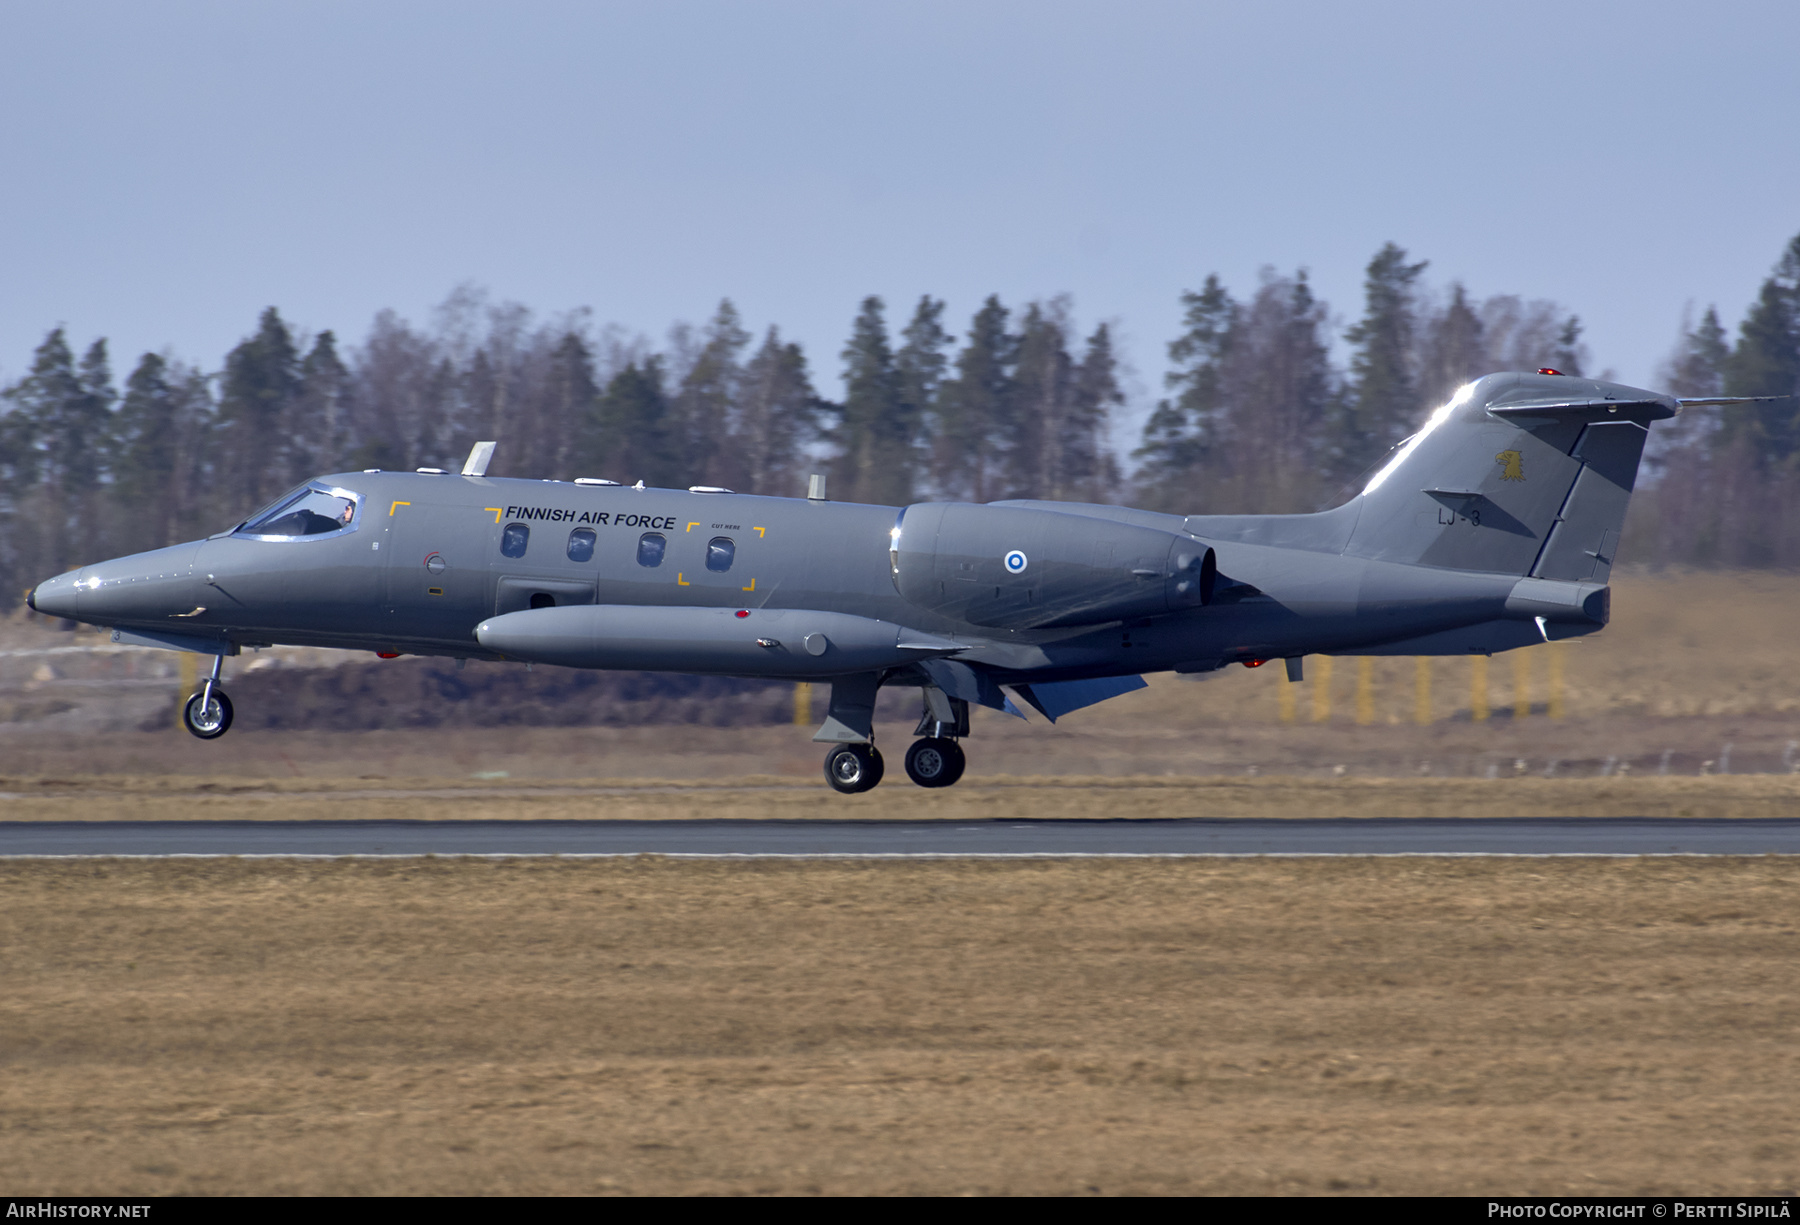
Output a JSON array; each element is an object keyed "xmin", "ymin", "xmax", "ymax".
[{"xmin": 25, "ymin": 370, "xmax": 1777, "ymax": 793}]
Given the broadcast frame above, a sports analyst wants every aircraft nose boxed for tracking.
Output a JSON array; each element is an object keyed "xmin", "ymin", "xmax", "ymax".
[
  {"xmin": 28, "ymin": 570, "xmax": 82, "ymax": 619},
  {"xmin": 30, "ymin": 542, "xmax": 204, "ymax": 625}
]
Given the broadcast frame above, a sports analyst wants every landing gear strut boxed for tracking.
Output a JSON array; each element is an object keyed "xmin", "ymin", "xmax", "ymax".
[
  {"xmin": 903, "ymin": 688, "xmax": 970, "ymax": 789},
  {"xmin": 182, "ymin": 654, "xmax": 234, "ymax": 740},
  {"xmin": 824, "ymin": 743, "xmax": 884, "ymax": 794}
]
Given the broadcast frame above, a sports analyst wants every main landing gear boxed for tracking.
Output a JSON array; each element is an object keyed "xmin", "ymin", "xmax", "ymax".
[
  {"xmin": 819, "ymin": 686, "xmax": 972, "ymax": 794},
  {"xmin": 824, "ymin": 743, "xmax": 885, "ymax": 794},
  {"xmin": 903, "ymin": 737, "xmax": 965, "ymax": 788},
  {"xmin": 181, "ymin": 654, "xmax": 234, "ymax": 740}
]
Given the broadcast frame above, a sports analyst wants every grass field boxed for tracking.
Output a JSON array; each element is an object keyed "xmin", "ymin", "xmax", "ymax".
[
  {"xmin": 3, "ymin": 570, "xmax": 1799, "ymax": 1196},
  {"xmin": 1, "ymin": 772, "xmax": 1799, "ymax": 823},
  {"xmin": 3, "ymin": 856, "xmax": 1797, "ymax": 1196}
]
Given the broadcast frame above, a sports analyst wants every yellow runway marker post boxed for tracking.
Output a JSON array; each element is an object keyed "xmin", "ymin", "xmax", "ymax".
[
  {"xmin": 1311, "ymin": 656, "xmax": 1334, "ymax": 723},
  {"xmin": 176, "ymin": 653, "xmax": 198, "ymax": 729},
  {"xmin": 1276, "ymin": 669, "xmax": 1296, "ymax": 724},
  {"xmin": 1414, "ymin": 657, "xmax": 1432, "ymax": 726},
  {"xmin": 1548, "ymin": 642, "xmax": 1566, "ymax": 719},
  {"xmin": 793, "ymin": 682, "xmax": 812, "ymax": 726},
  {"xmin": 1514, "ymin": 650, "xmax": 1531, "ymax": 720},
  {"xmin": 1471, "ymin": 656, "xmax": 1490, "ymax": 722},
  {"xmin": 1356, "ymin": 656, "xmax": 1374, "ymax": 725}
]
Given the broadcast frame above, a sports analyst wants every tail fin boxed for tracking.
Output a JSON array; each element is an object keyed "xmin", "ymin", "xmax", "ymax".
[{"xmin": 1344, "ymin": 372, "xmax": 1676, "ymax": 579}]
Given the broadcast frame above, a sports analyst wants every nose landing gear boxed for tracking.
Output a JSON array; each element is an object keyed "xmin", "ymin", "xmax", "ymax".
[{"xmin": 181, "ymin": 653, "xmax": 234, "ymax": 740}]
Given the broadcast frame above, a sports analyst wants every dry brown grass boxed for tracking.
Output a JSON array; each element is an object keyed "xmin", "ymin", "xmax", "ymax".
[
  {"xmin": 2, "ymin": 857, "xmax": 1798, "ymax": 1196},
  {"xmin": 2, "ymin": 772, "xmax": 1800, "ymax": 823}
]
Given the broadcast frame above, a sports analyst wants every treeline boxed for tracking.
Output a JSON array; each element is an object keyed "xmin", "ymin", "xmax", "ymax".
[{"xmin": 5, "ymin": 234, "xmax": 1800, "ymax": 608}]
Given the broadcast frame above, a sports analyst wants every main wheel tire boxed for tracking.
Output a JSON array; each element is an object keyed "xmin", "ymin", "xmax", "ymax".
[
  {"xmin": 904, "ymin": 737, "xmax": 965, "ymax": 788},
  {"xmin": 938, "ymin": 739, "xmax": 966, "ymax": 787},
  {"xmin": 182, "ymin": 688, "xmax": 234, "ymax": 740},
  {"xmin": 824, "ymin": 743, "xmax": 884, "ymax": 794}
]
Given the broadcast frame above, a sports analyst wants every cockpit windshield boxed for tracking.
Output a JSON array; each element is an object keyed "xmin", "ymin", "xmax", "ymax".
[{"xmin": 238, "ymin": 486, "xmax": 360, "ymax": 539}]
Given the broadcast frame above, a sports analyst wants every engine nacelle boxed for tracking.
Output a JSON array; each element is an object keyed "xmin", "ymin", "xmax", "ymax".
[{"xmin": 889, "ymin": 502, "xmax": 1215, "ymax": 629}]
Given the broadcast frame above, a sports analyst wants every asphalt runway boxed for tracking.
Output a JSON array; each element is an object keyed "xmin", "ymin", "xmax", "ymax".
[{"xmin": 5, "ymin": 818, "xmax": 1800, "ymax": 856}]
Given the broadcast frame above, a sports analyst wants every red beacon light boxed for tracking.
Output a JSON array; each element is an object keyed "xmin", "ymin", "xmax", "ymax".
[
  {"xmin": 1242, "ymin": 658, "xmax": 1266, "ymax": 668},
  {"xmin": 734, "ymin": 609, "xmax": 750, "ymax": 618},
  {"xmin": 1537, "ymin": 368, "xmax": 1565, "ymax": 376}
]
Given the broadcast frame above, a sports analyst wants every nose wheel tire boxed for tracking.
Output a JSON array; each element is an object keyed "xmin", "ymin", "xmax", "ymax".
[
  {"xmin": 182, "ymin": 689, "xmax": 234, "ymax": 740},
  {"xmin": 904, "ymin": 737, "xmax": 966, "ymax": 788},
  {"xmin": 824, "ymin": 743, "xmax": 885, "ymax": 794}
]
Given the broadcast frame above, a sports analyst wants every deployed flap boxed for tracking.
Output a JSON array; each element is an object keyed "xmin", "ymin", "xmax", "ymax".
[
  {"xmin": 1009, "ymin": 674, "xmax": 1147, "ymax": 723},
  {"xmin": 917, "ymin": 658, "xmax": 1011, "ymax": 712}
]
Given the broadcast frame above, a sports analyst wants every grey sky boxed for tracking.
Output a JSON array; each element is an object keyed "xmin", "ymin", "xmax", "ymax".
[{"xmin": 3, "ymin": 1, "xmax": 1796, "ymax": 445}]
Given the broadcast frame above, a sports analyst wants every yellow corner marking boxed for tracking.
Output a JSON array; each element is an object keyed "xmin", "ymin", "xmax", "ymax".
[
  {"xmin": 677, "ymin": 573, "xmax": 690, "ymax": 586},
  {"xmin": 741, "ymin": 578, "xmax": 756, "ymax": 592},
  {"xmin": 686, "ymin": 522, "xmax": 700, "ymax": 532},
  {"xmin": 753, "ymin": 526, "xmax": 765, "ymax": 537},
  {"xmin": 389, "ymin": 501, "xmax": 412, "ymax": 516},
  {"xmin": 484, "ymin": 507, "xmax": 503, "ymax": 523}
]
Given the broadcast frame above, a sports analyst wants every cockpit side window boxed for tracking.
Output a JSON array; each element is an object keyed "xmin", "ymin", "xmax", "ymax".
[
  {"xmin": 239, "ymin": 487, "xmax": 359, "ymax": 539},
  {"xmin": 501, "ymin": 523, "xmax": 531, "ymax": 559}
]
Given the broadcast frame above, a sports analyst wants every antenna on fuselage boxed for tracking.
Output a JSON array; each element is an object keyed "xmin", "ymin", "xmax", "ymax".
[{"xmin": 461, "ymin": 441, "xmax": 497, "ymax": 477}]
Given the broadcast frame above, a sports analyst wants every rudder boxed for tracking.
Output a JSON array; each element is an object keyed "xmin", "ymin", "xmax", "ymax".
[{"xmin": 1345, "ymin": 372, "xmax": 1675, "ymax": 578}]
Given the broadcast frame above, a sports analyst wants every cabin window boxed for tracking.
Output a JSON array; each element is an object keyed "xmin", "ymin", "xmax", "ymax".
[
  {"xmin": 705, "ymin": 536, "xmax": 735, "ymax": 572},
  {"xmin": 500, "ymin": 523, "xmax": 530, "ymax": 558},
  {"xmin": 242, "ymin": 488, "xmax": 357, "ymax": 538},
  {"xmin": 567, "ymin": 528, "xmax": 596, "ymax": 563},
  {"xmin": 636, "ymin": 532, "xmax": 666, "ymax": 567}
]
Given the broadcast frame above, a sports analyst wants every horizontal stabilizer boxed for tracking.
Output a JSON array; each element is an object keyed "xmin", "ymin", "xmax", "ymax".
[
  {"xmin": 1009, "ymin": 674, "xmax": 1147, "ymax": 723},
  {"xmin": 1487, "ymin": 398, "xmax": 1675, "ymax": 422}
]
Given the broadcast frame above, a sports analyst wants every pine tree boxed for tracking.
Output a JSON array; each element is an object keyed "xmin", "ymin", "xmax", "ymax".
[
  {"xmin": 1063, "ymin": 322, "xmax": 1123, "ymax": 502},
  {"xmin": 1666, "ymin": 305, "xmax": 1730, "ymax": 397},
  {"xmin": 895, "ymin": 296, "xmax": 950, "ymax": 495},
  {"xmin": 931, "ymin": 296, "xmax": 1015, "ymax": 502},
  {"xmin": 671, "ymin": 300, "xmax": 749, "ymax": 487},
  {"xmin": 1343, "ymin": 243, "xmax": 1428, "ymax": 466},
  {"xmin": 544, "ymin": 331, "xmax": 599, "ymax": 478},
  {"xmin": 1, "ymin": 331, "xmax": 117, "ymax": 572},
  {"xmin": 732, "ymin": 327, "xmax": 819, "ymax": 496},
  {"xmin": 1008, "ymin": 300, "xmax": 1074, "ymax": 499},
  {"xmin": 292, "ymin": 331, "xmax": 349, "ymax": 481},
  {"xmin": 1417, "ymin": 282, "xmax": 1487, "ymax": 411},
  {"xmin": 584, "ymin": 360, "xmax": 678, "ymax": 488},
  {"xmin": 1553, "ymin": 315, "xmax": 1588, "ymax": 377},
  {"xmin": 1724, "ymin": 233, "xmax": 1800, "ymax": 459},
  {"xmin": 218, "ymin": 308, "xmax": 302, "ymax": 514},
  {"xmin": 1134, "ymin": 275, "xmax": 1236, "ymax": 510},
  {"xmin": 112, "ymin": 353, "xmax": 182, "ymax": 550},
  {"xmin": 834, "ymin": 297, "xmax": 912, "ymax": 504}
]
